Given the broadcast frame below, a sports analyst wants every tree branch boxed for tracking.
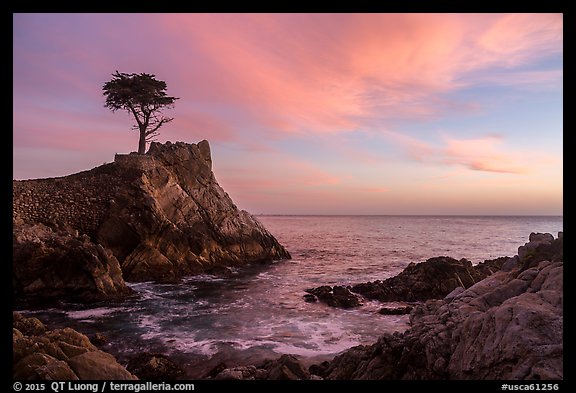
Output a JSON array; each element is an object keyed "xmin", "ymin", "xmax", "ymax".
[
  {"xmin": 145, "ymin": 130, "xmax": 160, "ymax": 142},
  {"xmin": 127, "ymin": 104, "xmax": 144, "ymax": 127},
  {"xmin": 145, "ymin": 117, "xmax": 173, "ymax": 135}
]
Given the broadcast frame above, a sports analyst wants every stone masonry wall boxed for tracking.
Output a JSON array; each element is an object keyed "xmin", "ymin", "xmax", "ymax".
[
  {"xmin": 113, "ymin": 153, "xmax": 157, "ymax": 171},
  {"xmin": 12, "ymin": 157, "xmax": 145, "ymax": 239}
]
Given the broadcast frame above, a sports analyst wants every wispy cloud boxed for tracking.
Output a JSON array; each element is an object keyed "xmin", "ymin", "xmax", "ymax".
[
  {"xmin": 154, "ymin": 13, "xmax": 562, "ymax": 136},
  {"xmin": 441, "ymin": 135, "xmax": 529, "ymax": 174},
  {"xmin": 382, "ymin": 131, "xmax": 555, "ymax": 175},
  {"xmin": 476, "ymin": 13, "xmax": 562, "ymax": 68}
]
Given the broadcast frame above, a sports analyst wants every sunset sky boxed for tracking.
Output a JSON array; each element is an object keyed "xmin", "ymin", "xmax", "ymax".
[{"xmin": 13, "ymin": 13, "xmax": 563, "ymax": 215}]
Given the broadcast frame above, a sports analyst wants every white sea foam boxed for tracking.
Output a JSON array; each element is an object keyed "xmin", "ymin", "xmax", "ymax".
[
  {"xmin": 166, "ymin": 338, "xmax": 220, "ymax": 356},
  {"xmin": 189, "ymin": 274, "xmax": 226, "ymax": 282},
  {"xmin": 66, "ymin": 307, "xmax": 120, "ymax": 320},
  {"xmin": 137, "ymin": 314, "xmax": 161, "ymax": 330}
]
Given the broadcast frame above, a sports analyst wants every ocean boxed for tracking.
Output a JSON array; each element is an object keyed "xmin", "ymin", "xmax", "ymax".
[{"xmin": 17, "ymin": 215, "xmax": 563, "ymax": 377}]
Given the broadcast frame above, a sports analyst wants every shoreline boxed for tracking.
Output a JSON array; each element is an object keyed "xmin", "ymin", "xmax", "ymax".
[{"xmin": 13, "ymin": 231, "xmax": 563, "ymax": 380}]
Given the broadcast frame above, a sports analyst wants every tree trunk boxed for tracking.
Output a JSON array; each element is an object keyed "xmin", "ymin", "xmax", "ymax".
[{"xmin": 138, "ymin": 129, "xmax": 147, "ymax": 154}]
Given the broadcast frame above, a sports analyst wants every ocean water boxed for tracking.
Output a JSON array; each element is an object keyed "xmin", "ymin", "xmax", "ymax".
[{"xmin": 18, "ymin": 215, "xmax": 563, "ymax": 377}]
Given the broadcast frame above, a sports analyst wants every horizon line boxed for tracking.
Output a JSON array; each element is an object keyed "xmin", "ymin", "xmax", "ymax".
[{"xmin": 253, "ymin": 214, "xmax": 563, "ymax": 218}]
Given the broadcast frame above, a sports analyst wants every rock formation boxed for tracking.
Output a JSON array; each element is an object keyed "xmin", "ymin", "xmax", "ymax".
[
  {"xmin": 313, "ymin": 233, "xmax": 563, "ymax": 380},
  {"xmin": 351, "ymin": 256, "xmax": 506, "ymax": 302},
  {"xmin": 304, "ymin": 285, "xmax": 362, "ymax": 308},
  {"xmin": 126, "ymin": 353, "xmax": 184, "ymax": 380},
  {"xmin": 13, "ymin": 312, "xmax": 137, "ymax": 380},
  {"xmin": 209, "ymin": 355, "xmax": 312, "ymax": 380},
  {"xmin": 13, "ymin": 223, "xmax": 132, "ymax": 302},
  {"xmin": 518, "ymin": 232, "xmax": 563, "ymax": 270},
  {"xmin": 306, "ymin": 256, "xmax": 506, "ymax": 307},
  {"xmin": 13, "ymin": 140, "xmax": 291, "ymax": 301}
]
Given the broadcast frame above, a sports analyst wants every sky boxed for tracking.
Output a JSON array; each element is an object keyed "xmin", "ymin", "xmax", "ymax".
[{"xmin": 13, "ymin": 13, "xmax": 563, "ymax": 215}]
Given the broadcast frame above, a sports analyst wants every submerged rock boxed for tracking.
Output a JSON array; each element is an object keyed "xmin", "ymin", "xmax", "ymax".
[
  {"xmin": 305, "ymin": 285, "xmax": 362, "ymax": 308},
  {"xmin": 378, "ymin": 306, "xmax": 413, "ymax": 315},
  {"xmin": 90, "ymin": 333, "xmax": 108, "ymax": 346},
  {"xmin": 126, "ymin": 353, "xmax": 184, "ymax": 380}
]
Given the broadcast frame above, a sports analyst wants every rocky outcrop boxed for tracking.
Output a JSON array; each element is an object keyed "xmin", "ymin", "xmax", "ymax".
[
  {"xmin": 519, "ymin": 232, "xmax": 563, "ymax": 270},
  {"xmin": 501, "ymin": 232, "xmax": 563, "ymax": 272},
  {"xmin": 378, "ymin": 306, "xmax": 413, "ymax": 315},
  {"xmin": 13, "ymin": 312, "xmax": 137, "ymax": 380},
  {"xmin": 306, "ymin": 256, "xmax": 506, "ymax": 308},
  {"xmin": 13, "ymin": 223, "xmax": 132, "ymax": 302},
  {"xmin": 13, "ymin": 140, "xmax": 290, "ymax": 298},
  {"xmin": 351, "ymin": 256, "xmax": 506, "ymax": 303},
  {"xmin": 304, "ymin": 285, "xmax": 362, "ymax": 308},
  {"xmin": 126, "ymin": 353, "xmax": 184, "ymax": 380},
  {"xmin": 210, "ymin": 355, "xmax": 311, "ymax": 380},
  {"xmin": 315, "ymin": 233, "xmax": 563, "ymax": 380},
  {"xmin": 98, "ymin": 141, "xmax": 290, "ymax": 282}
]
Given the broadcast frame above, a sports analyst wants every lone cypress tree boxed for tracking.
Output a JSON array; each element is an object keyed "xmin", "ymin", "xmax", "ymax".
[{"xmin": 103, "ymin": 71, "xmax": 179, "ymax": 154}]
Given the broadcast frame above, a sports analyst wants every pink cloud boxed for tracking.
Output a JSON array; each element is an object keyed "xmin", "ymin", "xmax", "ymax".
[
  {"xmin": 12, "ymin": 13, "xmax": 563, "ymax": 215},
  {"xmin": 13, "ymin": 13, "xmax": 562, "ymax": 158},
  {"xmin": 381, "ymin": 130, "xmax": 436, "ymax": 161},
  {"xmin": 153, "ymin": 13, "xmax": 561, "ymax": 136},
  {"xmin": 441, "ymin": 135, "xmax": 529, "ymax": 174},
  {"xmin": 381, "ymin": 130, "xmax": 558, "ymax": 175},
  {"xmin": 363, "ymin": 187, "xmax": 389, "ymax": 193},
  {"xmin": 467, "ymin": 69, "xmax": 563, "ymax": 90},
  {"xmin": 476, "ymin": 13, "xmax": 563, "ymax": 68},
  {"xmin": 168, "ymin": 109, "xmax": 237, "ymax": 143},
  {"xmin": 220, "ymin": 156, "xmax": 341, "ymax": 191}
]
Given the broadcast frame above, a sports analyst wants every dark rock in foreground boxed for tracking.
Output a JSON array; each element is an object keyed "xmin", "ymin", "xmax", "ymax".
[
  {"xmin": 210, "ymin": 354, "xmax": 311, "ymax": 380},
  {"xmin": 90, "ymin": 333, "xmax": 108, "ymax": 346},
  {"xmin": 13, "ymin": 140, "xmax": 291, "ymax": 301},
  {"xmin": 13, "ymin": 223, "xmax": 132, "ymax": 302},
  {"xmin": 13, "ymin": 312, "xmax": 137, "ymax": 380},
  {"xmin": 126, "ymin": 353, "xmax": 184, "ymax": 380}
]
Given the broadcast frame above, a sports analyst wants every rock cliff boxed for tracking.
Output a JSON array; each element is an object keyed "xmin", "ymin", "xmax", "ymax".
[{"xmin": 13, "ymin": 140, "xmax": 291, "ymax": 301}]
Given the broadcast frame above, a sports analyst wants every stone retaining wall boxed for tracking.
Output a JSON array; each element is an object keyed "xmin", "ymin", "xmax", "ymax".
[{"xmin": 12, "ymin": 156, "xmax": 147, "ymax": 238}]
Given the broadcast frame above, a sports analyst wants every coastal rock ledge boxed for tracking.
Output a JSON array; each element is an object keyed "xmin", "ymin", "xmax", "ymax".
[
  {"xmin": 316, "ymin": 233, "xmax": 563, "ymax": 380},
  {"xmin": 13, "ymin": 312, "xmax": 137, "ymax": 380},
  {"xmin": 212, "ymin": 233, "xmax": 562, "ymax": 380},
  {"xmin": 13, "ymin": 140, "xmax": 291, "ymax": 300}
]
